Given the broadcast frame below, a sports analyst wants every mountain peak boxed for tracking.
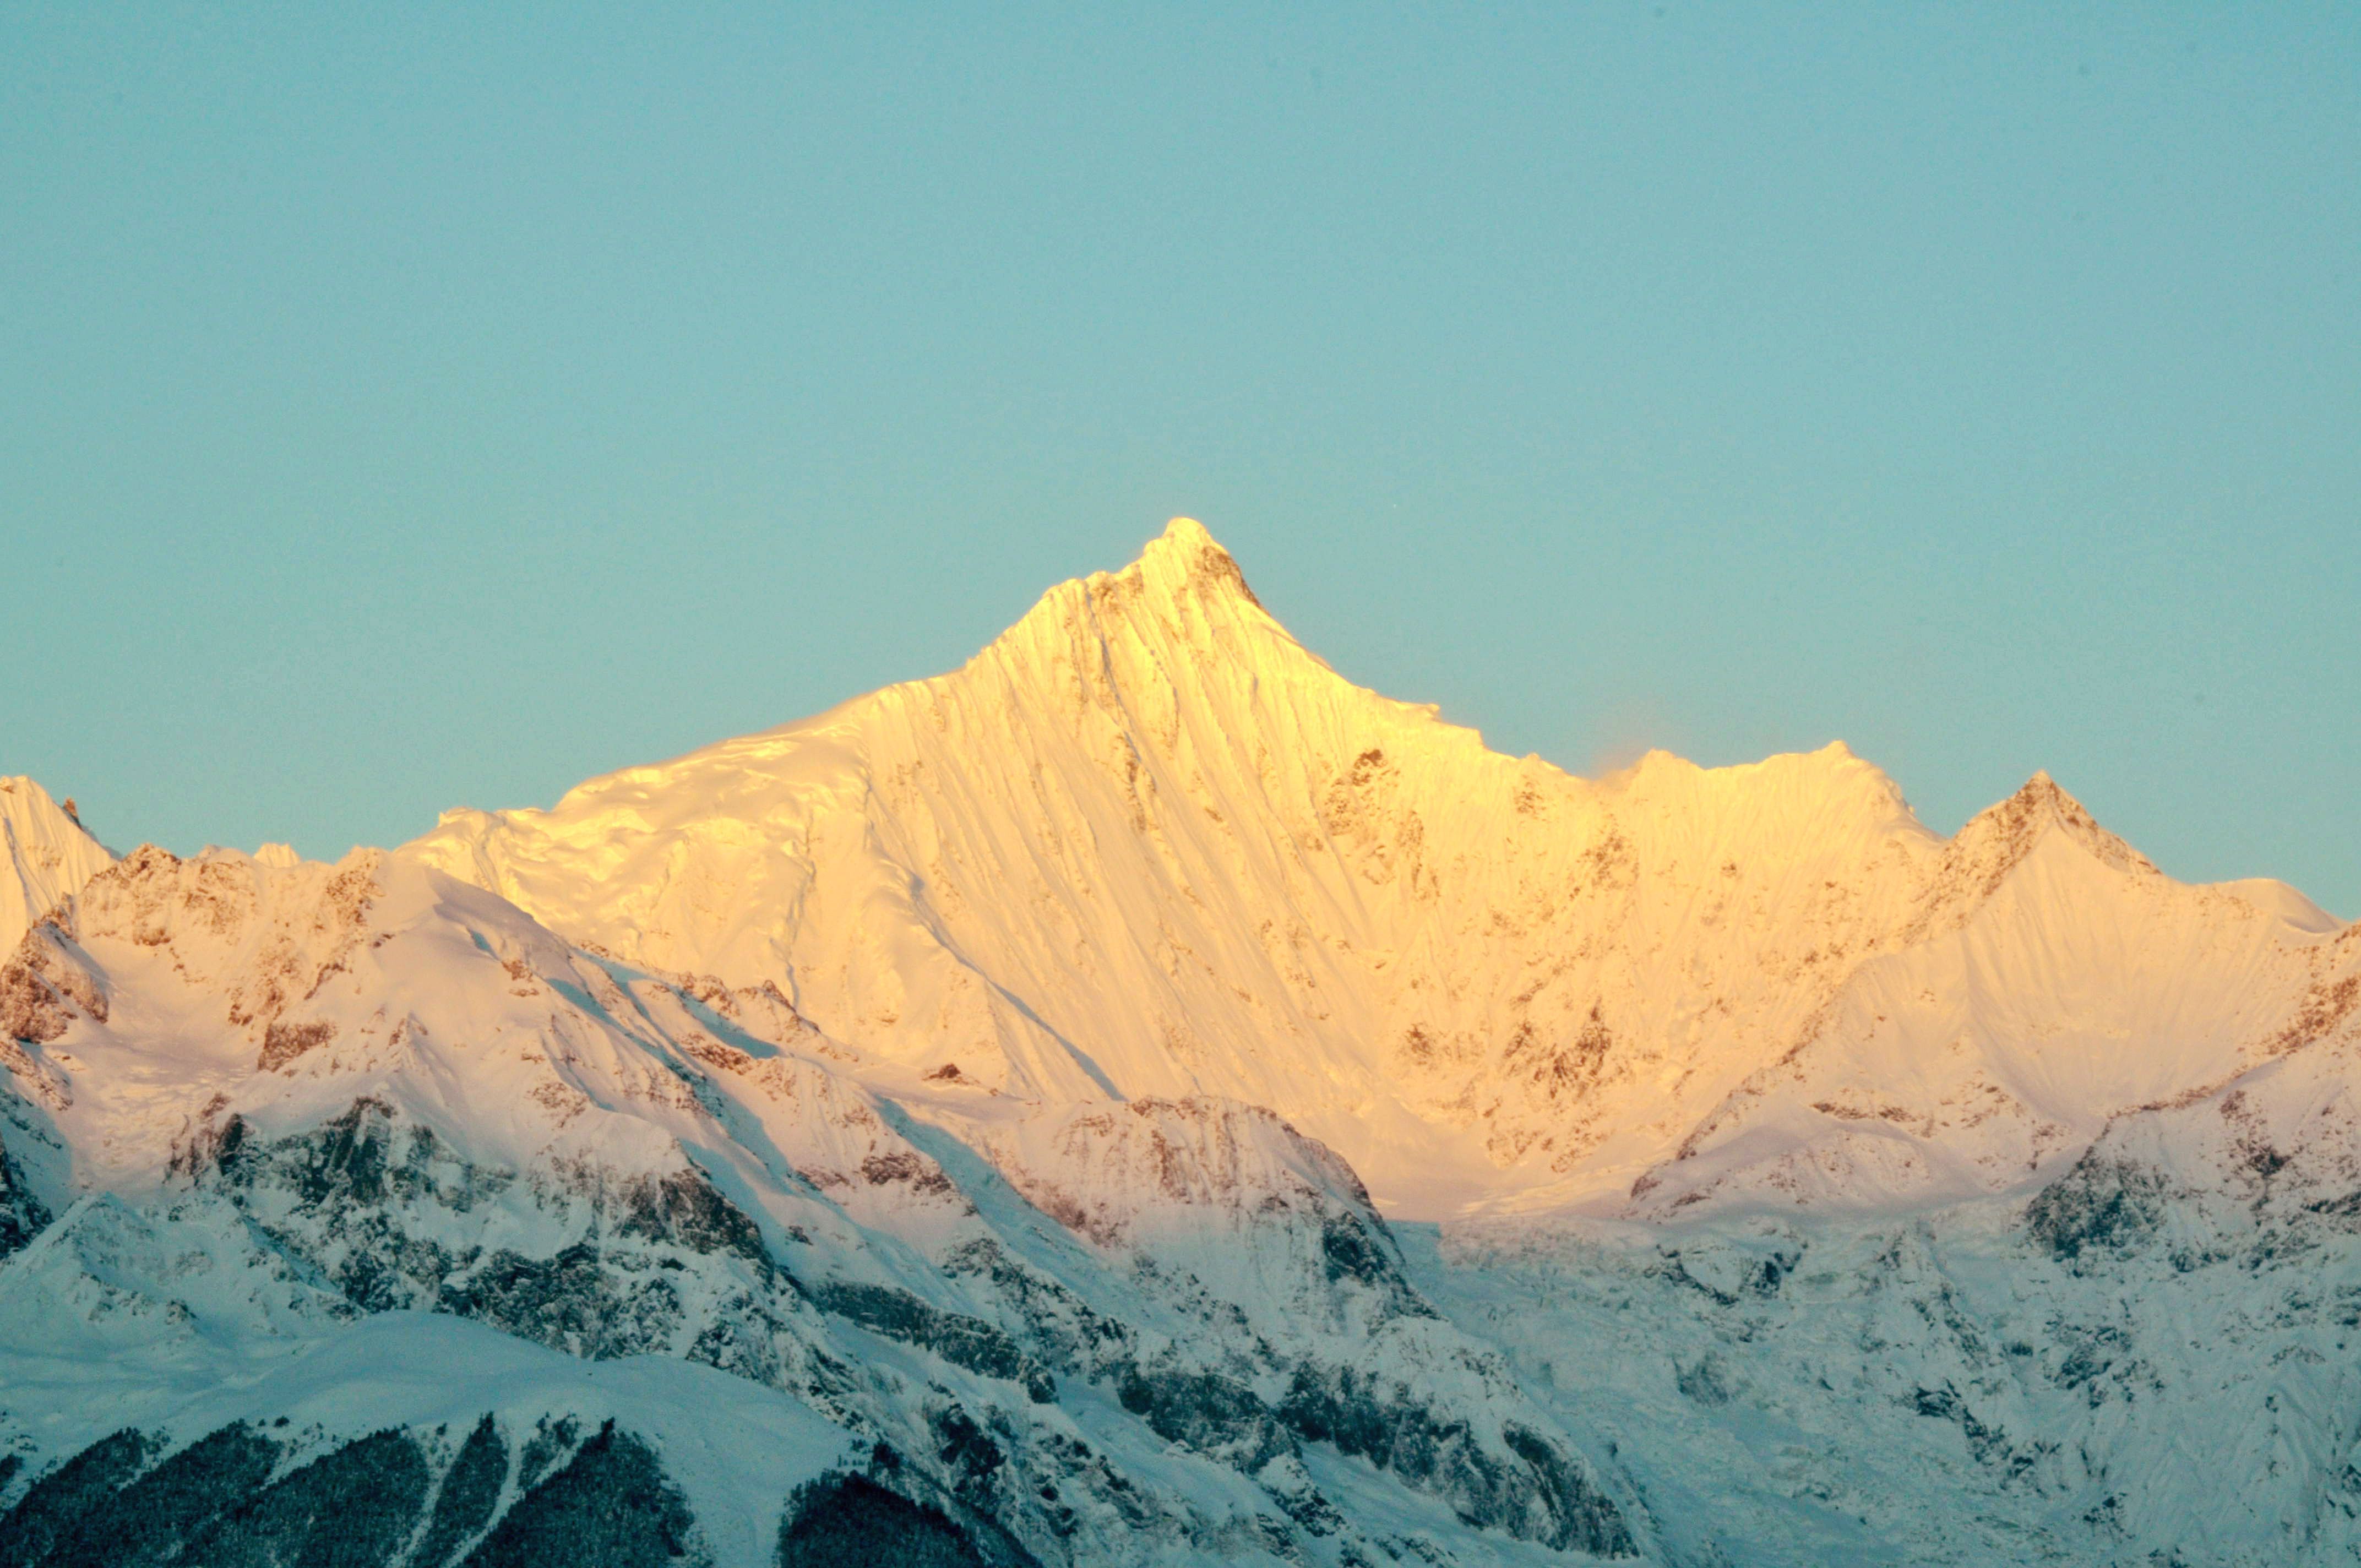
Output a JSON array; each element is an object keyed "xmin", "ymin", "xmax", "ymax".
[
  {"xmin": 2004, "ymin": 770, "xmax": 2098, "ymax": 832},
  {"xmin": 978, "ymin": 517, "xmax": 1277, "ymax": 682},
  {"xmin": 1918, "ymin": 769, "xmax": 2155, "ymax": 921},
  {"xmin": 1154, "ymin": 514, "xmax": 1215, "ymax": 549},
  {"xmin": 1124, "ymin": 515, "xmax": 1262, "ymax": 611}
]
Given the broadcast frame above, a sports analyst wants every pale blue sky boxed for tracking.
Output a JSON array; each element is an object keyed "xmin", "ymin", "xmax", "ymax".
[{"xmin": 6, "ymin": 5, "xmax": 2357, "ymax": 912}]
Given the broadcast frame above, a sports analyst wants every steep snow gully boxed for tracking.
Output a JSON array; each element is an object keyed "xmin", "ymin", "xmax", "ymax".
[{"xmin": 4, "ymin": 522, "xmax": 2357, "ymax": 1566}]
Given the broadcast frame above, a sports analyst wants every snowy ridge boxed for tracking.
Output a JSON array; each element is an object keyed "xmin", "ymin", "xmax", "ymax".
[
  {"xmin": 1618, "ymin": 775, "xmax": 2358, "ymax": 1217},
  {"xmin": 0, "ymin": 777, "xmax": 112, "ymax": 959}
]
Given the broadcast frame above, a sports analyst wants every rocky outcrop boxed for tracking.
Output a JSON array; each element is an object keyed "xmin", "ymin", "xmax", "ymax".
[{"xmin": 2024, "ymin": 1147, "xmax": 2171, "ymax": 1264}]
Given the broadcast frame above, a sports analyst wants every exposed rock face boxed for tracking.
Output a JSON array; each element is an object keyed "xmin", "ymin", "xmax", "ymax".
[
  {"xmin": 0, "ymin": 923, "xmax": 107, "ymax": 1054},
  {"xmin": 2023, "ymin": 1148, "xmax": 2172, "ymax": 1264}
]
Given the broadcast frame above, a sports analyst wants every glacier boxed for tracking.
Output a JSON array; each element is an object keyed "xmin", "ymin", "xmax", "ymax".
[{"xmin": 1, "ymin": 521, "xmax": 2355, "ymax": 1565}]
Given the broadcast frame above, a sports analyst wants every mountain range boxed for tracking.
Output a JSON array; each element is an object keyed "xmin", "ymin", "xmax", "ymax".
[{"xmin": 4, "ymin": 520, "xmax": 2357, "ymax": 1566}]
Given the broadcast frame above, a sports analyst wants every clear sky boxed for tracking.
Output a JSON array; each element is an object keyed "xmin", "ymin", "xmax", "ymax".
[{"xmin": 7, "ymin": 5, "xmax": 2357, "ymax": 913}]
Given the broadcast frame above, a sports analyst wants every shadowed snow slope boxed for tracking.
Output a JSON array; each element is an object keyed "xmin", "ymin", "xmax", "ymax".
[{"xmin": 404, "ymin": 520, "xmax": 2353, "ymax": 1220}]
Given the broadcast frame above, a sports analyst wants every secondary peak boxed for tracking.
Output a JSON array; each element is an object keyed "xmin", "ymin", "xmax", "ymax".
[{"xmin": 2010, "ymin": 770, "xmax": 2079, "ymax": 818}]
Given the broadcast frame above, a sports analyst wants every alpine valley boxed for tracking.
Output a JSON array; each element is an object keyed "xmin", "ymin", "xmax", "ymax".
[{"xmin": 4, "ymin": 520, "xmax": 2357, "ymax": 1567}]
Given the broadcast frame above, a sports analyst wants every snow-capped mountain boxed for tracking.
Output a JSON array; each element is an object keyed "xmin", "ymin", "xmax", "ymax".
[
  {"xmin": 406, "ymin": 520, "xmax": 2357, "ymax": 1220},
  {"xmin": 4, "ymin": 520, "xmax": 2357, "ymax": 1566}
]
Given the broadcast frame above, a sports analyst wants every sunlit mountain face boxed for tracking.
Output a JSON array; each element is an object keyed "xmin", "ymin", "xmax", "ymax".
[{"xmin": 4, "ymin": 524, "xmax": 2355, "ymax": 1566}]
